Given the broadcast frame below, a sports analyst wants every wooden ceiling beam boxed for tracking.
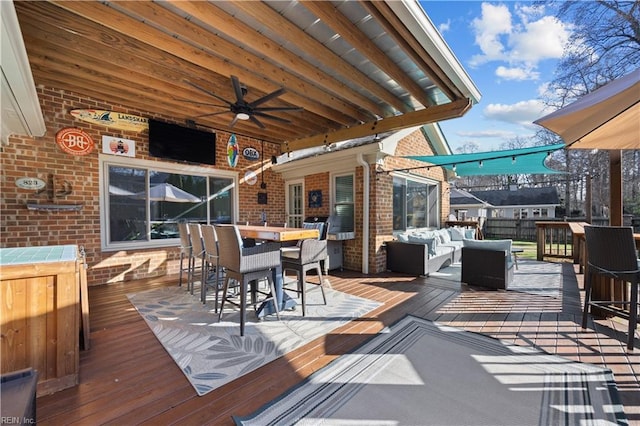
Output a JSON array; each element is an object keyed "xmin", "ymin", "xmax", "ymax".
[
  {"xmin": 361, "ymin": 1, "xmax": 464, "ymax": 102},
  {"xmin": 302, "ymin": 1, "xmax": 435, "ymax": 109},
  {"xmin": 167, "ymin": 0, "xmax": 386, "ymax": 119},
  {"xmin": 284, "ymin": 99, "xmax": 472, "ymax": 152},
  {"xmin": 227, "ymin": 0, "xmax": 409, "ymax": 115},
  {"xmin": 47, "ymin": 0, "xmax": 362, "ymax": 127}
]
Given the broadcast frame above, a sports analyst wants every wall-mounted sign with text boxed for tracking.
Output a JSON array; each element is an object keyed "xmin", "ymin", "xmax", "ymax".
[
  {"xmin": 103, "ymin": 135, "xmax": 135, "ymax": 157},
  {"xmin": 55, "ymin": 127, "xmax": 95, "ymax": 156},
  {"xmin": 15, "ymin": 177, "xmax": 46, "ymax": 190},
  {"xmin": 242, "ymin": 146, "xmax": 260, "ymax": 161}
]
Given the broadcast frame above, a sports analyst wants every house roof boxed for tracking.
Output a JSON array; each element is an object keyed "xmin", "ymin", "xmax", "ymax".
[
  {"xmin": 5, "ymin": 1, "xmax": 480, "ymax": 152},
  {"xmin": 450, "ymin": 188, "xmax": 490, "ymax": 207},
  {"xmin": 469, "ymin": 187, "xmax": 561, "ymax": 207}
]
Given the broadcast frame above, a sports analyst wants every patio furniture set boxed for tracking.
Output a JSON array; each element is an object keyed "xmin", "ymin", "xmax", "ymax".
[{"xmin": 177, "ymin": 221, "xmax": 330, "ymax": 336}]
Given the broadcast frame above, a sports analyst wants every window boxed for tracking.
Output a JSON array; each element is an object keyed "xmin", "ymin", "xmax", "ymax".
[
  {"xmin": 392, "ymin": 174, "xmax": 439, "ymax": 231},
  {"xmin": 286, "ymin": 181, "xmax": 304, "ymax": 228},
  {"xmin": 333, "ymin": 174, "xmax": 354, "ymax": 232},
  {"xmin": 101, "ymin": 156, "xmax": 236, "ymax": 250}
]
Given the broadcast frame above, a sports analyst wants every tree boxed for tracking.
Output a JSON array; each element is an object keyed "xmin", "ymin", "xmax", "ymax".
[{"xmin": 540, "ymin": 0, "xmax": 640, "ymax": 219}]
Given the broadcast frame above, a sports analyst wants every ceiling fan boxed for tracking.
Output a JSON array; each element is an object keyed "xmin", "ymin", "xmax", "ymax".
[{"xmin": 183, "ymin": 76, "xmax": 302, "ymax": 129}]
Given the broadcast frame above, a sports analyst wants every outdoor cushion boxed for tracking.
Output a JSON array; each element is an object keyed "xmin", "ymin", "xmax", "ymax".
[
  {"xmin": 436, "ymin": 228, "xmax": 451, "ymax": 244},
  {"xmin": 448, "ymin": 227, "xmax": 465, "ymax": 241},
  {"xmin": 464, "ymin": 229, "xmax": 476, "ymax": 240},
  {"xmin": 463, "ymin": 239, "xmax": 513, "ymax": 264},
  {"xmin": 407, "ymin": 235, "xmax": 438, "ymax": 256}
]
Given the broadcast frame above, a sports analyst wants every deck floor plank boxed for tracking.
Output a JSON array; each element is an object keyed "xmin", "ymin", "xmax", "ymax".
[{"xmin": 35, "ymin": 266, "xmax": 640, "ymax": 425}]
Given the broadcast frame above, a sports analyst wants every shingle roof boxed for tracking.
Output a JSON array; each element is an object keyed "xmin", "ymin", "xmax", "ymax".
[{"xmin": 469, "ymin": 187, "xmax": 560, "ymax": 206}]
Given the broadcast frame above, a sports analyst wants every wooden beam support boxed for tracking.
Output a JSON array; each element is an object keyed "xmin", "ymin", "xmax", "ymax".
[{"xmin": 284, "ymin": 98, "xmax": 472, "ymax": 152}]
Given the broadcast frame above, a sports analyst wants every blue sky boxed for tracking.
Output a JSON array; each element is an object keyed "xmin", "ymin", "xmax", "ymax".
[{"xmin": 420, "ymin": 1, "xmax": 571, "ymax": 152}]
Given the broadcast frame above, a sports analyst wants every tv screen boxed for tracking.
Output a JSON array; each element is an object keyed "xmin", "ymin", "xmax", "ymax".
[{"xmin": 148, "ymin": 119, "xmax": 216, "ymax": 165}]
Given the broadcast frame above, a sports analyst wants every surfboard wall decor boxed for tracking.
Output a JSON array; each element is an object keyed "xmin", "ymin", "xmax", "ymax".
[
  {"xmin": 70, "ymin": 109, "xmax": 148, "ymax": 132},
  {"xmin": 227, "ymin": 133, "xmax": 239, "ymax": 167}
]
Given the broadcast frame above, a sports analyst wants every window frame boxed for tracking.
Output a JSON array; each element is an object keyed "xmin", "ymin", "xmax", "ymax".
[
  {"xmin": 99, "ymin": 154, "xmax": 238, "ymax": 251},
  {"xmin": 331, "ymin": 172, "xmax": 355, "ymax": 233},
  {"xmin": 390, "ymin": 172, "xmax": 441, "ymax": 232}
]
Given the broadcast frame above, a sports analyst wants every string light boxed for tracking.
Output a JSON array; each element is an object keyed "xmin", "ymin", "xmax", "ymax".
[
  {"xmin": 452, "ymin": 164, "xmax": 457, "ymax": 171},
  {"xmin": 511, "ymin": 156, "xmax": 516, "ymax": 164},
  {"xmin": 478, "ymin": 160, "xmax": 483, "ymax": 168}
]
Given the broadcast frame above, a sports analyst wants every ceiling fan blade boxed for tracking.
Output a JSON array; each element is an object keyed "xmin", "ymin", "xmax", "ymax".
[
  {"xmin": 253, "ymin": 106, "xmax": 304, "ymax": 112},
  {"xmin": 249, "ymin": 115, "xmax": 266, "ymax": 129},
  {"xmin": 195, "ymin": 110, "xmax": 232, "ymax": 118},
  {"xmin": 229, "ymin": 115, "xmax": 239, "ymax": 128},
  {"xmin": 230, "ymin": 75, "xmax": 245, "ymax": 104},
  {"xmin": 249, "ymin": 88, "xmax": 286, "ymax": 107},
  {"xmin": 253, "ymin": 111, "xmax": 292, "ymax": 123},
  {"xmin": 184, "ymin": 80, "xmax": 234, "ymax": 106}
]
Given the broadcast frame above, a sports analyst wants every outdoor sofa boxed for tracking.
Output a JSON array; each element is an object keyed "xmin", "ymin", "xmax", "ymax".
[
  {"xmin": 461, "ymin": 239, "xmax": 514, "ymax": 289},
  {"xmin": 386, "ymin": 227, "xmax": 475, "ymax": 276}
]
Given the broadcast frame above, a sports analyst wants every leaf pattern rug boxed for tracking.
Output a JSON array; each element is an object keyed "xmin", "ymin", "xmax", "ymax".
[{"xmin": 127, "ymin": 285, "xmax": 381, "ymax": 396}]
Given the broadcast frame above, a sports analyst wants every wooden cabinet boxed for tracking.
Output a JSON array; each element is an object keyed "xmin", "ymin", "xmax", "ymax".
[{"xmin": 1, "ymin": 245, "xmax": 81, "ymax": 396}]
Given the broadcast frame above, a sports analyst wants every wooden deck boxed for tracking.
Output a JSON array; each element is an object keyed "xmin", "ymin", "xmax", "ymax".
[{"xmin": 36, "ymin": 263, "xmax": 639, "ymax": 424}]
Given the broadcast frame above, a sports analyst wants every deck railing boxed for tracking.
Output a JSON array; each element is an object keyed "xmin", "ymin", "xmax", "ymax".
[{"xmin": 534, "ymin": 221, "xmax": 580, "ymax": 262}]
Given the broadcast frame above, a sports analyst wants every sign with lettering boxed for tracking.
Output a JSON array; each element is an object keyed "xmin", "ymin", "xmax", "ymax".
[
  {"xmin": 15, "ymin": 177, "xmax": 46, "ymax": 190},
  {"xmin": 242, "ymin": 146, "xmax": 260, "ymax": 161},
  {"xmin": 55, "ymin": 127, "xmax": 95, "ymax": 156}
]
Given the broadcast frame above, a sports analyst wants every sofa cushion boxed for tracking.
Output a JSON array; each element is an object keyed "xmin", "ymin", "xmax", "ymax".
[
  {"xmin": 436, "ymin": 228, "xmax": 451, "ymax": 244},
  {"xmin": 396, "ymin": 232, "xmax": 409, "ymax": 242},
  {"xmin": 463, "ymin": 239, "xmax": 513, "ymax": 263},
  {"xmin": 448, "ymin": 227, "xmax": 465, "ymax": 241},
  {"xmin": 407, "ymin": 235, "xmax": 438, "ymax": 256},
  {"xmin": 464, "ymin": 229, "xmax": 476, "ymax": 240}
]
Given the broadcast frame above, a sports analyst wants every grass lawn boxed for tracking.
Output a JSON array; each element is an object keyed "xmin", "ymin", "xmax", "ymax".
[{"xmin": 510, "ymin": 240, "xmax": 537, "ymax": 260}]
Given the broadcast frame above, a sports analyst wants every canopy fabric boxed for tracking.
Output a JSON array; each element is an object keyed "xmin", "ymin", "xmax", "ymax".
[
  {"xmin": 403, "ymin": 143, "xmax": 565, "ymax": 176},
  {"xmin": 134, "ymin": 183, "xmax": 201, "ymax": 203},
  {"xmin": 534, "ymin": 68, "xmax": 639, "ymax": 150}
]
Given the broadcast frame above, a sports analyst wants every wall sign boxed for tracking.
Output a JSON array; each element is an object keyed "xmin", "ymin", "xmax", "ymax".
[
  {"xmin": 244, "ymin": 170, "xmax": 258, "ymax": 185},
  {"xmin": 227, "ymin": 134, "xmax": 239, "ymax": 167},
  {"xmin": 102, "ymin": 135, "xmax": 135, "ymax": 157},
  {"xmin": 15, "ymin": 177, "xmax": 46, "ymax": 190},
  {"xmin": 55, "ymin": 127, "xmax": 95, "ymax": 156},
  {"xmin": 242, "ymin": 146, "xmax": 260, "ymax": 161},
  {"xmin": 70, "ymin": 109, "xmax": 148, "ymax": 132},
  {"xmin": 308, "ymin": 190, "xmax": 322, "ymax": 208}
]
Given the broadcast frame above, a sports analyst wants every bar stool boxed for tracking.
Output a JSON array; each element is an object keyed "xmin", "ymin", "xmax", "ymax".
[
  {"xmin": 177, "ymin": 223, "xmax": 192, "ymax": 288},
  {"xmin": 582, "ymin": 225, "xmax": 639, "ymax": 351},
  {"xmin": 187, "ymin": 223, "xmax": 205, "ymax": 296}
]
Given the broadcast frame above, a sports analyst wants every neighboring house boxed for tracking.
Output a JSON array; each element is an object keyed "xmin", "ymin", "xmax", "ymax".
[
  {"xmin": 449, "ymin": 188, "xmax": 491, "ymax": 220},
  {"xmin": 466, "ymin": 187, "xmax": 561, "ymax": 219}
]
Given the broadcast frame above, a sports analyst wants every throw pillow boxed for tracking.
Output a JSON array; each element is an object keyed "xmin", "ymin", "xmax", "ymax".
[
  {"xmin": 464, "ymin": 229, "xmax": 476, "ymax": 240},
  {"xmin": 437, "ymin": 228, "xmax": 451, "ymax": 244},
  {"xmin": 448, "ymin": 227, "xmax": 465, "ymax": 241}
]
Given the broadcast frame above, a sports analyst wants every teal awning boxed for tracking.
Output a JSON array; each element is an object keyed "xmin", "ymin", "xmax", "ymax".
[{"xmin": 403, "ymin": 143, "xmax": 566, "ymax": 176}]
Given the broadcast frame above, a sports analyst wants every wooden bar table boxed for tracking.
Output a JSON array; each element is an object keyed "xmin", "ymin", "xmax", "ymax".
[
  {"xmin": 0, "ymin": 245, "xmax": 82, "ymax": 396},
  {"xmin": 235, "ymin": 225, "xmax": 319, "ymax": 317}
]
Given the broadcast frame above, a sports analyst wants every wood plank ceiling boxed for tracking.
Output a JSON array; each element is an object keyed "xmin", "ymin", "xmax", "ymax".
[{"xmin": 14, "ymin": 0, "xmax": 478, "ymax": 153}]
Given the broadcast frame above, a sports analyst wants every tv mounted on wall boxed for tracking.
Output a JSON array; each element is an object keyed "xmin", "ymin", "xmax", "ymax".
[{"xmin": 148, "ymin": 119, "xmax": 216, "ymax": 165}]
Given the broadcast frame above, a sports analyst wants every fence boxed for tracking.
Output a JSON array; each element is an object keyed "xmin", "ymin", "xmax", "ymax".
[{"xmin": 482, "ymin": 217, "xmax": 631, "ymax": 241}]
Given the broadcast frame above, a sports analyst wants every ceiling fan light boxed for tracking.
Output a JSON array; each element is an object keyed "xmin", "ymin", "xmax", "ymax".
[{"xmin": 236, "ymin": 112, "xmax": 250, "ymax": 121}]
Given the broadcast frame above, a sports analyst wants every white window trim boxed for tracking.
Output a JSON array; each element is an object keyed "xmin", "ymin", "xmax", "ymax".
[
  {"xmin": 99, "ymin": 154, "xmax": 238, "ymax": 252},
  {"xmin": 285, "ymin": 178, "xmax": 305, "ymax": 226},
  {"xmin": 331, "ymin": 171, "xmax": 355, "ymax": 232},
  {"xmin": 390, "ymin": 171, "xmax": 441, "ymax": 231}
]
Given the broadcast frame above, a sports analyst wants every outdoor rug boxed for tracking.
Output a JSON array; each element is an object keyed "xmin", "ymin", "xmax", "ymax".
[
  {"xmin": 235, "ymin": 315, "xmax": 626, "ymax": 425},
  {"xmin": 127, "ymin": 285, "xmax": 380, "ymax": 396},
  {"xmin": 430, "ymin": 259, "xmax": 563, "ymax": 297}
]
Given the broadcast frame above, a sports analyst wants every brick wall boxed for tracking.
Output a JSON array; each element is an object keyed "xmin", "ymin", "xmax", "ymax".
[{"xmin": 0, "ymin": 86, "xmax": 284, "ymax": 286}]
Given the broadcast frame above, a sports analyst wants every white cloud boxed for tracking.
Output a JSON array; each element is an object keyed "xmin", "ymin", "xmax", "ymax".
[
  {"xmin": 458, "ymin": 129, "xmax": 517, "ymax": 139},
  {"xmin": 438, "ymin": 18, "xmax": 451, "ymax": 33},
  {"xmin": 469, "ymin": 2, "xmax": 571, "ymax": 80},
  {"xmin": 483, "ymin": 99, "xmax": 549, "ymax": 127},
  {"xmin": 495, "ymin": 66, "xmax": 539, "ymax": 81},
  {"xmin": 469, "ymin": 3, "xmax": 512, "ymax": 65},
  {"xmin": 509, "ymin": 16, "xmax": 569, "ymax": 63}
]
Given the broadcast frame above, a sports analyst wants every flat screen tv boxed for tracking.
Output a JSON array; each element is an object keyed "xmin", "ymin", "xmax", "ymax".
[{"xmin": 148, "ymin": 119, "xmax": 216, "ymax": 165}]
